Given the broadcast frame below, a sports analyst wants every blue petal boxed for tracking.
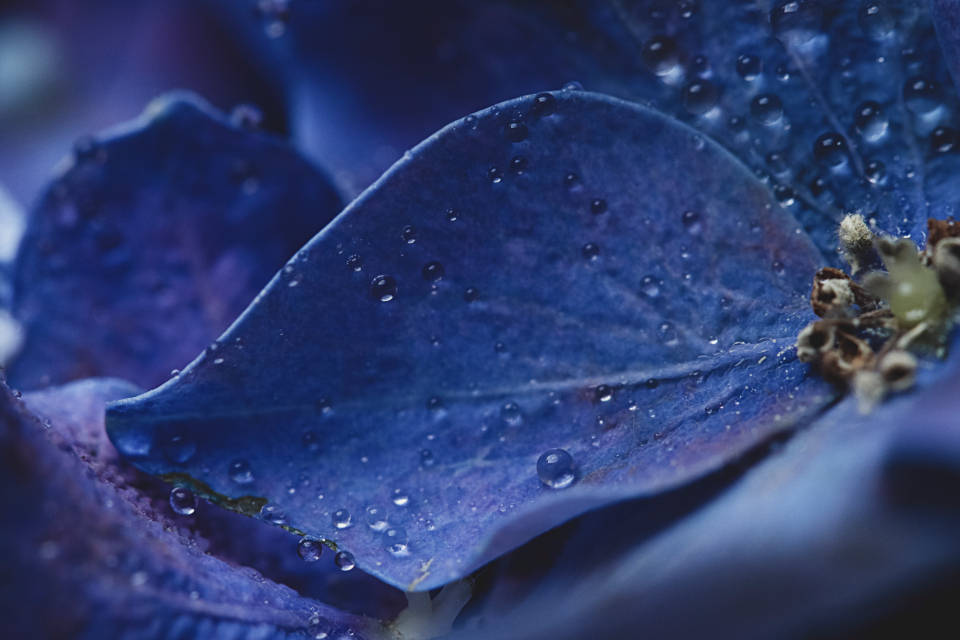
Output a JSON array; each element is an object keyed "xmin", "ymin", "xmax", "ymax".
[
  {"xmin": 8, "ymin": 92, "xmax": 342, "ymax": 390},
  {"xmin": 107, "ymin": 90, "xmax": 833, "ymax": 591},
  {"xmin": 1, "ymin": 379, "xmax": 383, "ymax": 639},
  {"xmin": 215, "ymin": 0, "xmax": 959, "ymax": 251},
  {"xmin": 454, "ymin": 337, "xmax": 960, "ymax": 638}
]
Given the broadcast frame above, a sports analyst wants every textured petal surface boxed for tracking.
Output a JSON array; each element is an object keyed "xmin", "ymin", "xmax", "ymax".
[
  {"xmin": 108, "ymin": 91, "xmax": 833, "ymax": 590},
  {"xmin": 213, "ymin": 0, "xmax": 960, "ymax": 253},
  {"xmin": 454, "ymin": 337, "xmax": 960, "ymax": 639},
  {"xmin": 1, "ymin": 379, "xmax": 385, "ymax": 640},
  {"xmin": 8, "ymin": 92, "xmax": 341, "ymax": 390}
]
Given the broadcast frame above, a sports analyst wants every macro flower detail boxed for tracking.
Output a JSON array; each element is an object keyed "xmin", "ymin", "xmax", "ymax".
[{"xmin": 3, "ymin": 1, "xmax": 960, "ymax": 638}]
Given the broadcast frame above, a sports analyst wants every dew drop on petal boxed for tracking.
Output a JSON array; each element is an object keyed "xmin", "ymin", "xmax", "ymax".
[
  {"xmin": 537, "ymin": 449, "xmax": 576, "ymax": 489},
  {"xmin": 228, "ymin": 459, "xmax": 254, "ymax": 484},
  {"xmin": 334, "ymin": 550, "xmax": 356, "ymax": 571},
  {"xmin": 332, "ymin": 508, "xmax": 352, "ymax": 529},
  {"xmin": 297, "ymin": 537, "xmax": 323, "ymax": 562},
  {"xmin": 369, "ymin": 275, "xmax": 397, "ymax": 302},
  {"xmin": 169, "ymin": 487, "xmax": 197, "ymax": 516}
]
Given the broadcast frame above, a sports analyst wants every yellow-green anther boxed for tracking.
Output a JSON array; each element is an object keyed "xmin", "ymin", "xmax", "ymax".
[{"xmin": 876, "ymin": 238, "xmax": 948, "ymax": 329}]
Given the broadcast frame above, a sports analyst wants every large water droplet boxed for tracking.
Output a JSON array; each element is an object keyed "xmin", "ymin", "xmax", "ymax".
[
  {"xmin": 297, "ymin": 537, "xmax": 323, "ymax": 562},
  {"xmin": 169, "ymin": 487, "xmax": 197, "ymax": 516},
  {"xmin": 751, "ymin": 94, "xmax": 783, "ymax": 125},
  {"xmin": 770, "ymin": 0, "xmax": 824, "ymax": 46},
  {"xmin": 385, "ymin": 527, "xmax": 410, "ymax": 556},
  {"xmin": 858, "ymin": 1, "xmax": 895, "ymax": 40},
  {"xmin": 365, "ymin": 505, "xmax": 388, "ymax": 531},
  {"xmin": 531, "ymin": 92, "xmax": 556, "ymax": 116},
  {"xmin": 334, "ymin": 550, "xmax": 356, "ymax": 571},
  {"xmin": 370, "ymin": 275, "xmax": 397, "ymax": 302},
  {"xmin": 642, "ymin": 36, "xmax": 680, "ymax": 76},
  {"xmin": 332, "ymin": 508, "xmax": 352, "ymax": 529},
  {"xmin": 537, "ymin": 449, "xmax": 576, "ymax": 489},
  {"xmin": 260, "ymin": 504, "xmax": 287, "ymax": 525}
]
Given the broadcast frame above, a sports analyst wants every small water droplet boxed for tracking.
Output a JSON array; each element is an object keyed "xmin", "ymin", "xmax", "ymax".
[
  {"xmin": 683, "ymin": 80, "xmax": 719, "ymax": 115},
  {"xmin": 582, "ymin": 242, "xmax": 600, "ymax": 260},
  {"xmin": 501, "ymin": 402, "xmax": 523, "ymax": 426},
  {"xmin": 659, "ymin": 322, "xmax": 680, "ymax": 346},
  {"xmin": 903, "ymin": 77, "xmax": 941, "ymax": 115},
  {"xmin": 488, "ymin": 167, "xmax": 503, "ymax": 183},
  {"xmin": 370, "ymin": 275, "xmax": 397, "ymax": 302},
  {"xmin": 641, "ymin": 275, "xmax": 660, "ymax": 298},
  {"xmin": 931, "ymin": 127, "xmax": 958, "ymax": 154},
  {"xmin": 770, "ymin": 0, "xmax": 824, "ymax": 46},
  {"xmin": 464, "ymin": 287, "xmax": 480, "ymax": 302},
  {"xmin": 595, "ymin": 385, "xmax": 613, "ymax": 402},
  {"xmin": 531, "ymin": 92, "xmax": 556, "ymax": 116},
  {"xmin": 510, "ymin": 155, "xmax": 528, "ymax": 174},
  {"xmin": 858, "ymin": 1, "xmax": 895, "ymax": 40},
  {"xmin": 422, "ymin": 261, "xmax": 444, "ymax": 281},
  {"xmin": 401, "ymin": 225, "xmax": 417, "ymax": 244},
  {"xmin": 332, "ymin": 509, "xmax": 352, "ymax": 529},
  {"xmin": 813, "ymin": 132, "xmax": 847, "ymax": 166},
  {"xmin": 297, "ymin": 537, "xmax": 323, "ymax": 562},
  {"xmin": 590, "ymin": 198, "xmax": 607, "ymax": 215},
  {"xmin": 346, "ymin": 254, "xmax": 362, "ymax": 271},
  {"xmin": 229, "ymin": 459, "xmax": 254, "ymax": 484},
  {"xmin": 160, "ymin": 433, "xmax": 196, "ymax": 464},
  {"xmin": 445, "ymin": 207, "xmax": 459, "ymax": 222},
  {"xmin": 505, "ymin": 121, "xmax": 529, "ymax": 142},
  {"xmin": 169, "ymin": 487, "xmax": 197, "ymax": 516},
  {"xmin": 736, "ymin": 53, "xmax": 762, "ymax": 81},
  {"xmin": 420, "ymin": 449, "xmax": 435, "ymax": 468},
  {"xmin": 561, "ymin": 80, "xmax": 583, "ymax": 91},
  {"xmin": 681, "ymin": 210, "xmax": 702, "ymax": 234},
  {"xmin": 365, "ymin": 505, "xmax": 388, "ymax": 531},
  {"xmin": 334, "ymin": 550, "xmax": 356, "ymax": 571},
  {"xmin": 537, "ymin": 449, "xmax": 576, "ymax": 489},
  {"xmin": 391, "ymin": 489, "xmax": 410, "ymax": 507}
]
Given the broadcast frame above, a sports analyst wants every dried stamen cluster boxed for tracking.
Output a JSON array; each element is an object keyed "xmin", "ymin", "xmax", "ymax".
[{"xmin": 796, "ymin": 216, "xmax": 960, "ymax": 412}]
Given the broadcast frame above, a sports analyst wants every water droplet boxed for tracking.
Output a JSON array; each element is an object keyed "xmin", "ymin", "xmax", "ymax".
[
  {"xmin": 260, "ymin": 504, "xmax": 287, "ymax": 525},
  {"xmin": 683, "ymin": 80, "xmax": 719, "ymax": 115},
  {"xmin": 582, "ymin": 242, "xmax": 600, "ymax": 260},
  {"xmin": 865, "ymin": 160, "xmax": 886, "ymax": 184},
  {"xmin": 385, "ymin": 527, "xmax": 409, "ymax": 556},
  {"xmin": 510, "ymin": 155, "xmax": 528, "ymax": 174},
  {"xmin": 813, "ymin": 132, "xmax": 847, "ymax": 166},
  {"xmin": 659, "ymin": 322, "xmax": 680, "ymax": 346},
  {"xmin": 751, "ymin": 94, "xmax": 783, "ymax": 125},
  {"xmin": 297, "ymin": 537, "xmax": 323, "ymax": 562},
  {"xmin": 736, "ymin": 53, "xmax": 762, "ymax": 81},
  {"xmin": 590, "ymin": 198, "xmax": 607, "ymax": 215},
  {"xmin": 334, "ymin": 550, "xmax": 356, "ymax": 571},
  {"xmin": 501, "ymin": 402, "xmax": 523, "ymax": 426},
  {"xmin": 488, "ymin": 167, "xmax": 503, "ymax": 183},
  {"xmin": 770, "ymin": 0, "xmax": 824, "ymax": 46},
  {"xmin": 370, "ymin": 275, "xmax": 397, "ymax": 302},
  {"xmin": 595, "ymin": 385, "xmax": 613, "ymax": 402},
  {"xmin": 332, "ymin": 509, "xmax": 352, "ymax": 529},
  {"xmin": 464, "ymin": 287, "xmax": 480, "ymax": 302},
  {"xmin": 854, "ymin": 101, "xmax": 887, "ymax": 142},
  {"xmin": 169, "ymin": 487, "xmax": 197, "ymax": 516},
  {"xmin": 422, "ymin": 261, "xmax": 444, "ymax": 281},
  {"xmin": 681, "ymin": 210, "xmax": 702, "ymax": 234},
  {"xmin": 531, "ymin": 92, "xmax": 556, "ymax": 116},
  {"xmin": 365, "ymin": 505, "xmax": 388, "ymax": 531},
  {"xmin": 302, "ymin": 429, "xmax": 321, "ymax": 452},
  {"xmin": 537, "ymin": 449, "xmax": 576, "ymax": 489},
  {"xmin": 505, "ymin": 121, "xmax": 528, "ymax": 142},
  {"xmin": 445, "ymin": 207, "xmax": 459, "ymax": 222},
  {"xmin": 642, "ymin": 36, "xmax": 680, "ymax": 76},
  {"xmin": 229, "ymin": 459, "xmax": 254, "ymax": 484},
  {"xmin": 230, "ymin": 103, "xmax": 263, "ymax": 130},
  {"xmin": 858, "ymin": 1, "xmax": 895, "ymax": 39},
  {"xmin": 420, "ymin": 448, "xmax": 436, "ymax": 468},
  {"xmin": 401, "ymin": 225, "xmax": 417, "ymax": 244},
  {"xmin": 307, "ymin": 615, "xmax": 332, "ymax": 639},
  {"xmin": 73, "ymin": 136, "xmax": 105, "ymax": 163},
  {"xmin": 641, "ymin": 275, "xmax": 660, "ymax": 298},
  {"xmin": 903, "ymin": 77, "xmax": 941, "ymax": 115},
  {"xmin": 931, "ymin": 127, "xmax": 958, "ymax": 154},
  {"xmin": 160, "ymin": 433, "xmax": 196, "ymax": 464},
  {"xmin": 564, "ymin": 172, "xmax": 581, "ymax": 190},
  {"xmin": 256, "ymin": 0, "xmax": 289, "ymax": 38},
  {"xmin": 391, "ymin": 489, "xmax": 410, "ymax": 506}
]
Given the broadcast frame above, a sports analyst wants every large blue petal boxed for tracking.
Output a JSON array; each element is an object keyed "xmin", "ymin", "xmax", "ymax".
[
  {"xmin": 210, "ymin": 0, "xmax": 959, "ymax": 253},
  {"xmin": 0, "ymin": 378, "xmax": 385, "ymax": 639},
  {"xmin": 453, "ymin": 338, "xmax": 960, "ymax": 639},
  {"xmin": 107, "ymin": 90, "xmax": 833, "ymax": 591},
  {"xmin": 8, "ymin": 92, "xmax": 342, "ymax": 390}
]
